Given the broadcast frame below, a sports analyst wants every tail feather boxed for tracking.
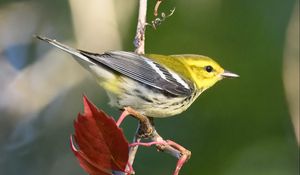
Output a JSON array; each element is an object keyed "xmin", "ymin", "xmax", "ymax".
[
  {"xmin": 35, "ymin": 35, "xmax": 116, "ymax": 81},
  {"xmin": 34, "ymin": 35, "xmax": 94, "ymax": 64}
]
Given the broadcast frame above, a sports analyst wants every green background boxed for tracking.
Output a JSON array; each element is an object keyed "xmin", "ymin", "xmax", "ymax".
[{"xmin": 0, "ymin": 0, "xmax": 298, "ymax": 175}]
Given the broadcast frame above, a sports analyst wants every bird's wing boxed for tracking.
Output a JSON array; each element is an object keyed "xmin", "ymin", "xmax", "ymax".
[{"xmin": 80, "ymin": 50, "xmax": 194, "ymax": 96}]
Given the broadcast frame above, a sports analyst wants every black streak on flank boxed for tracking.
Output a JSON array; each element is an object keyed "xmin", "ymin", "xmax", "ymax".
[
  {"xmin": 137, "ymin": 95, "xmax": 153, "ymax": 103},
  {"xmin": 133, "ymin": 89, "xmax": 142, "ymax": 94}
]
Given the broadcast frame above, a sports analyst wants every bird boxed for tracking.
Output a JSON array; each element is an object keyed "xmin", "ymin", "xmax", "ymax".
[{"xmin": 36, "ymin": 35, "xmax": 238, "ymax": 118}]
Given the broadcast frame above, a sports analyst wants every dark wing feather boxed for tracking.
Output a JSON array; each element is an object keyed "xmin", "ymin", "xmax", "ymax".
[{"xmin": 79, "ymin": 50, "xmax": 194, "ymax": 97}]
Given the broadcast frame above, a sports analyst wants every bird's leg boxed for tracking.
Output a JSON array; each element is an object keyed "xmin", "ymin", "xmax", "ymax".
[{"xmin": 116, "ymin": 109, "xmax": 130, "ymax": 127}]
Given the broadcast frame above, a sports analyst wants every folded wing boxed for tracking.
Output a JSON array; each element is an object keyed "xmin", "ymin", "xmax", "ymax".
[{"xmin": 80, "ymin": 50, "xmax": 194, "ymax": 97}]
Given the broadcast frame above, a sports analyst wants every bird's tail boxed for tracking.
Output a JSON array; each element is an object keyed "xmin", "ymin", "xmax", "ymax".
[
  {"xmin": 34, "ymin": 35, "xmax": 94, "ymax": 65},
  {"xmin": 35, "ymin": 35, "xmax": 118, "ymax": 82}
]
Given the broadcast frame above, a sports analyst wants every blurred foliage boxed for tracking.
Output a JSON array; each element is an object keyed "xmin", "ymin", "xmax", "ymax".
[{"xmin": 0, "ymin": 0, "xmax": 298, "ymax": 175}]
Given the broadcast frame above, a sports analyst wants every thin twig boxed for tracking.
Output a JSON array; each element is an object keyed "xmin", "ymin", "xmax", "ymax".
[
  {"xmin": 148, "ymin": 8, "xmax": 175, "ymax": 30},
  {"xmin": 151, "ymin": 129, "xmax": 182, "ymax": 158},
  {"xmin": 134, "ymin": 0, "xmax": 147, "ymax": 54},
  {"xmin": 126, "ymin": 125, "xmax": 141, "ymax": 174},
  {"xmin": 154, "ymin": 0, "xmax": 163, "ymax": 16}
]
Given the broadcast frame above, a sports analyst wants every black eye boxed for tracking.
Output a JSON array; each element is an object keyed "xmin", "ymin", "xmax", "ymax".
[{"xmin": 205, "ymin": 65, "xmax": 213, "ymax": 73}]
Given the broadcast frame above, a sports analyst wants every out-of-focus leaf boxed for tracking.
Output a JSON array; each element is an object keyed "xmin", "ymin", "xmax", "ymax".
[{"xmin": 71, "ymin": 95, "xmax": 129, "ymax": 175}]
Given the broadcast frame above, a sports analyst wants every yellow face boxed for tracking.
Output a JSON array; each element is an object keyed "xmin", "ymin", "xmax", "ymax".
[
  {"xmin": 150, "ymin": 54, "xmax": 238, "ymax": 92},
  {"xmin": 182, "ymin": 55, "xmax": 226, "ymax": 91}
]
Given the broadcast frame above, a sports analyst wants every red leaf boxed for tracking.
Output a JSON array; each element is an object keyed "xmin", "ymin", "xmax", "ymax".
[{"xmin": 71, "ymin": 95, "xmax": 129, "ymax": 175}]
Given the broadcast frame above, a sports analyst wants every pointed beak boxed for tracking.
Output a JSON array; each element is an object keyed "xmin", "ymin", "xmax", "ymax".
[{"xmin": 221, "ymin": 70, "xmax": 239, "ymax": 78}]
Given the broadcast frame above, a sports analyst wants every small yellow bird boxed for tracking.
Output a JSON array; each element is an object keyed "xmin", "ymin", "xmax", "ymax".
[{"xmin": 36, "ymin": 36, "xmax": 238, "ymax": 118}]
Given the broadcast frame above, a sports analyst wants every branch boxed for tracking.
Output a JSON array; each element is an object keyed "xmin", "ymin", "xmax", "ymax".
[
  {"xmin": 126, "ymin": 125, "xmax": 141, "ymax": 173},
  {"xmin": 124, "ymin": 1, "xmax": 148, "ymax": 173},
  {"xmin": 134, "ymin": 0, "xmax": 147, "ymax": 54},
  {"xmin": 125, "ymin": 1, "xmax": 190, "ymax": 175},
  {"xmin": 123, "ymin": 106, "xmax": 191, "ymax": 175}
]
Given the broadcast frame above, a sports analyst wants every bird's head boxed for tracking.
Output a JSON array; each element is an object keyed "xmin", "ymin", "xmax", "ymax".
[{"xmin": 180, "ymin": 55, "xmax": 239, "ymax": 91}]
